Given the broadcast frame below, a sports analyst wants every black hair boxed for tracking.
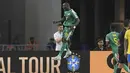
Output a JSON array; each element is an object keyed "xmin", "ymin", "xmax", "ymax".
[
  {"xmin": 30, "ymin": 37, "xmax": 34, "ymax": 40},
  {"xmin": 96, "ymin": 37, "xmax": 103, "ymax": 43},
  {"xmin": 124, "ymin": 19, "xmax": 130, "ymax": 27},
  {"xmin": 110, "ymin": 23, "xmax": 117, "ymax": 31},
  {"xmin": 63, "ymin": 2, "xmax": 70, "ymax": 7}
]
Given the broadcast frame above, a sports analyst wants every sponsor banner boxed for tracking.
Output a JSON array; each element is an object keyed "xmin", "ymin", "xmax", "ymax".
[
  {"xmin": 90, "ymin": 51, "xmax": 127, "ymax": 73},
  {"xmin": 0, "ymin": 51, "xmax": 89, "ymax": 73}
]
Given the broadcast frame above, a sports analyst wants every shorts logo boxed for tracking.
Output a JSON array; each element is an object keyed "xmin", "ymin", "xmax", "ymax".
[{"xmin": 67, "ymin": 53, "xmax": 80, "ymax": 72}]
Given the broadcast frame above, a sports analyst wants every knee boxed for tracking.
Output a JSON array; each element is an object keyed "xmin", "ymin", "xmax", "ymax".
[
  {"xmin": 113, "ymin": 59, "xmax": 117, "ymax": 65},
  {"xmin": 118, "ymin": 63, "xmax": 123, "ymax": 68}
]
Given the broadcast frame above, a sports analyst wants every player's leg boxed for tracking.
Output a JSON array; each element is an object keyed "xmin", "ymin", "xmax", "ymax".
[
  {"xmin": 63, "ymin": 40, "xmax": 72, "ymax": 58},
  {"xmin": 58, "ymin": 42, "xmax": 68, "ymax": 55},
  {"xmin": 116, "ymin": 63, "xmax": 123, "ymax": 73},
  {"xmin": 63, "ymin": 28, "xmax": 74, "ymax": 58},
  {"xmin": 113, "ymin": 58, "xmax": 118, "ymax": 73},
  {"xmin": 122, "ymin": 55, "xmax": 129, "ymax": 72},
  {"xmin": 116, "ymin": 63, "xmax": 129, "ymax": 73},
  {"xmin": 116, "ymin": 48, "xmax": 124, "ymax": 73},
  {"xmin": 53, "ymin": 27, "xmax": 70, "ymax": 60},
  {"xmin": 112, "ymin": 47, "xmax": 121, "ymax": 73},
  {"xmin": 115, "ymin": 54, "xmax": 129, "ymax": 73},
  {"xmin": 123, "ymin": 64, "xmax": 129, "ymax": 72},
  {"xmin": 58, "ymin": 27, "xmax": 70, "ymax": 55},
  {"xmin": 53, "ymin": 40, "xmax": 67, "ymax": 60},
  {"xmin": 127, "ymin": 54, "xmax": 130, "ymax": 73},
  {"xmin": 114, "ymin": 62, "xmax": 118, "ymax": 73},
  {"xmin": 113, "ymin": 54, "xmax": 118, "ymax": 73}
]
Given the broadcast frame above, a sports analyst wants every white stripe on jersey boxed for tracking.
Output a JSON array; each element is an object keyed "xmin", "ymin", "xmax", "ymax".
[{"xmin": 71, "ymin": 9, "xmax": 78, "ymax": 18}]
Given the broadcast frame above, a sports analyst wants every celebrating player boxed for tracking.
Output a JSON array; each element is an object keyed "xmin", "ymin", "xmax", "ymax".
[
  {"xmin": 124, "ymin": 20, "xmax": 130, "ymax": 73},
  {"xmin": 53, "ymin": 2, "xmax": 80, "ymax": 60},
  {"xmin": 106, "ymin": 23, "xmax": 119, "ymax": 73}
]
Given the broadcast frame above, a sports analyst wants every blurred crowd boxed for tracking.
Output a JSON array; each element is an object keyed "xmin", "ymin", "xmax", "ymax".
[
  {"xmin": 1, "ymin": 21, "xmax": 126, "ymax": 51},
  {"xmin": 0, "ymin": 37, "xmax": 39, "ymax": 51}
]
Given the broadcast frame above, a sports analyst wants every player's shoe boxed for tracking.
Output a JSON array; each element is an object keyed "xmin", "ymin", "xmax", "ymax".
[
  {"xmin": 53, "ymin": 55, "xmax": 61, "ymax": 60},
  {"xmin": 63, "ymin": 50, "xmax": 72, "ymax": 58}
]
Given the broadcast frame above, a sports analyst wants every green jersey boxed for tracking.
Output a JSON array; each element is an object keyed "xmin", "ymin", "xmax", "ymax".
[
  {"xmin": 106, "ymin": 32, "xmax": 119, "ymax": 53},
  {"xmin": 63, "ymin": 9, "xmax": 79, "ymax": 26}
]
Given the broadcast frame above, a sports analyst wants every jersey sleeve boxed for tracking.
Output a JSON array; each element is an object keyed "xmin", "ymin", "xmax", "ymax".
[
  {"xmin": 71, "ymin": 10, "xmax": 78, "ymax": 19},
  {"xmin": 124, "ymin": 30, "xmax": 128, "ymax": 39},
  {"xmin": 105, "ymin": 34, "xmax": 109, "ymax": 42},
  {"xmin": 54, "ymin": 33, "xmax": 58, "ymax": 40}
]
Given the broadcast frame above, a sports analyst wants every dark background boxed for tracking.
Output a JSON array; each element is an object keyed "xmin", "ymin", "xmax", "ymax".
[
  {"xmin": 62, "ymin": 0, "xmax": 130, "ymax": 50},
  {"xmin": 0, "ymin": 0, "xmax": 25, "ymax": 44},
  {"xmin": 62, "ymin": 0, "xmax": 114, "ymax": 50},
  {"xmin": 0, "ymin": 0, "xmax": 130, "ymax": 50},
  {"xmin": 125, "ymin": 0, "xmax": 130, "ymax": 19}
]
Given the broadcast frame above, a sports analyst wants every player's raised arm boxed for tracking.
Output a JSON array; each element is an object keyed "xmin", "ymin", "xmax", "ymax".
[{"xmin": 53, "ymin": 16, "xmax": 65, "ymax": 24}]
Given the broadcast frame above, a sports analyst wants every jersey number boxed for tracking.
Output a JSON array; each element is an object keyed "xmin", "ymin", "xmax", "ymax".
[
  {"xmin": 113, "ymin": 38, "xmax": 118, "ymax": 45},
  {"xmin": 112, "ymin": 34, "xmax": 118, "ymax": 45}
]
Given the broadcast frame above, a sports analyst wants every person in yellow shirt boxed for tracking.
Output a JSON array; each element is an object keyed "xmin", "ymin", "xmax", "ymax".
[{"xmin": 124, "ymin": 20, "xmax": 130, "ymax": 72}]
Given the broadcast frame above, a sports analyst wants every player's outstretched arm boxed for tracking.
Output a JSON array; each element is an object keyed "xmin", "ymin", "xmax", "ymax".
[{"xmin": 53, "ymin": 17, "xmax": 65, "ymax": 24}]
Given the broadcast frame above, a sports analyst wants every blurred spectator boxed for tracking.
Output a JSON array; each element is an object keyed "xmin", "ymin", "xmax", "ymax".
[
  {"xmin": 27, "ymin": 37, "xmax": 38, "ymax": 51},
  {"xmin": 46, "ymin": 38, "xmax": 56, "ymax": 51},
  {"xmin": 53, "ymin": 24, "xmax": 67, "ymax": 51},
  {"xmin": 12, "ymin": 36, "xmax": 20, "ymax": 44},
  {"xmin": 11, "ymin": 36, "xmax": 20, "ymax": 51},
  {"xmin": 94, "ymin": 37, "xmax": 106, "ymax": 51}
]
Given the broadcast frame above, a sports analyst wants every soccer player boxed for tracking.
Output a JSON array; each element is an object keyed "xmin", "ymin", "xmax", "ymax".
[
  {"xmin": 53, "ymin": 2, "xmax": 80, "ymax": 60},
  {"xmin": 116, "ymin": 20, "xmax": 129, "ymax": 73},
  {"xmin": 54, "ymin": 24, "xmax": 66, "ymax": 51},
  {"xmin": 106, "ymin": 23, "xmax": 119, "ymax": 73},
  {"xmin": 124, "ymin": 20, "xmax": 130, "ymax": 73}
]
